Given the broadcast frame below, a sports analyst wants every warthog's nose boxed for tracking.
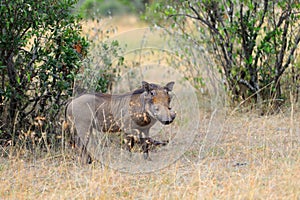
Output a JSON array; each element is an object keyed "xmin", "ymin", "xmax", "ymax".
[{"xmin": 162, "ymin": 110, "xmax": 176, "ymax": 125}]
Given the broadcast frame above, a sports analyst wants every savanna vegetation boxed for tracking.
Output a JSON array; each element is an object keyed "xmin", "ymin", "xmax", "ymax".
[
  {"xmin": 146, "ymin": 0, "xmax": 300, "ymax": 112},
  {"xmin": 0, "ymin": 0, "xmax": 300, "ymax": 199}
]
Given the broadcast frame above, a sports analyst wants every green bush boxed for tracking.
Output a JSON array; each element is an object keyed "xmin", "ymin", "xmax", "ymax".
[
  {"xmin": 75, "ymin": 40, "xmax": 124, "ymax": 95},
  {"xmin": 0, "ymin": 0, "xmax": 88, "ymax": 149}
]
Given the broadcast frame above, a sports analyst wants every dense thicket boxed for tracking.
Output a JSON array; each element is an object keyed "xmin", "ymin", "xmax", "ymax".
[{"xmin": 0, "ymin": 0, "xmax": 88, "ymax": 147}]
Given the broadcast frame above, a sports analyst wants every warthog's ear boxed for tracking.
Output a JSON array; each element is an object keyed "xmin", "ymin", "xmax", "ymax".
[
  {"xmin": 165, "ymin": 81, "xmax": 175, "ymax": 91},
  {"xmin": 142, "ymin": 81, "xmax": 150, "ymax": 92}
]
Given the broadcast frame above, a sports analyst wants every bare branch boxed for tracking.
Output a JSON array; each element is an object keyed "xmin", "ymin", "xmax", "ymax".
[
  {"xmin": 275, "ymin": 14, "xmax": 290, "ymax": 76},
  {"xmin": 279, "ymin": 31, "xmax": 300, "ymax": 76},
  {"xmin": 26, "ymin": 42, "xmax": 39, "ymax": 70},
  {"xmin": 187, "ymin": 1, "xmax": 224, "ymax": 40},
  {"xmin": 257, "ymin": 0, "xmax": 269, "ymax": 28},
  {"xmin": 239, "ymin": 79, "xmax": 256, "ymax": 92}
]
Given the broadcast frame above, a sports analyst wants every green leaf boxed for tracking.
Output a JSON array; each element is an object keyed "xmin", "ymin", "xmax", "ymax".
[{"xmin": 27, "ymin": 73, "xmax": 31, "ymax": 82}]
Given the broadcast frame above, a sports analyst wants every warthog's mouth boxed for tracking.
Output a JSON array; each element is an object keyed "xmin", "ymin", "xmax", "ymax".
[
  {"xmin": 160, "ymin": 120, "xmax": 174, "ymax": 125},
  {"xmin": 159, "ymin": 112, "xmax": 176, "ymax": 125},
  {"xmin": 147, "ymin": 108, "xmax": 176, "ymax": 125}
]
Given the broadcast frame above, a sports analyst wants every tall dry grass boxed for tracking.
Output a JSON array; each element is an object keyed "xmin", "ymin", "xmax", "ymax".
[{"xmin": 1, "ymin": 107, "xmax": 300, "ymax": 199}]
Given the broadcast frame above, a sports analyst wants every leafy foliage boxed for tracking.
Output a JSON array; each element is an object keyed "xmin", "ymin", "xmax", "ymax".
[
  {"xmin": 75, "ymin": 39, "xmax": 124, "ymax": 95},
  {"xmin": 0, "ymin": 0, "xmax": 88, "ymax": 147},
  {"xmin": 146, "ymin": 0, "xmax": 300, "ymax": 110}
]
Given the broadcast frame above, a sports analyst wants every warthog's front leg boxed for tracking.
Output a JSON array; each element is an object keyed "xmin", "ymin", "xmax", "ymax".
[
  {"xmin": 139, "ymin": 137, "xmax": 150, "ymax": 160},
  {"xmin": 123, "ymin": 135, "xmax": 168, "ymax": 160},
  {"xmin": 141, "ymin": 137, "xmax": 169, "ymax": 160},
  {"xmin": 145, "ymin": 138, "xmax": 169, "ymax": 146},
  {"xmin": 123, "ymin": 134, "xmax": 138, "ymax": 152}
]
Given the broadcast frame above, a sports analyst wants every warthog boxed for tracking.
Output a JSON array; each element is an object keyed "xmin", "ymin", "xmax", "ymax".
[{"xmin": 64, "ymin": 81, "xmax": 176, "ymax": 164}]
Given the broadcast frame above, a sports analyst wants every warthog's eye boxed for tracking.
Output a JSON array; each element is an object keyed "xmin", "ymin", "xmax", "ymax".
[{"xmin": 150, "ymin": 90, "xmax": 156, "ymax": 96}]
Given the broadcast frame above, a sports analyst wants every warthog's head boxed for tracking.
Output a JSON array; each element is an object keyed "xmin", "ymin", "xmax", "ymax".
[{"xmin": 143, "ymin": 81, "xmax": 176, "ymax": 125}]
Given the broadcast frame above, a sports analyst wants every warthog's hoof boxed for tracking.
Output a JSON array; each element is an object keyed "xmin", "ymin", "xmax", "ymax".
[{"xmin": 143, "ymin": 152, "xmax": 152, "ymax": 161}]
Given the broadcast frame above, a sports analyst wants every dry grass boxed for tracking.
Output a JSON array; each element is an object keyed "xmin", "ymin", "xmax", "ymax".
[{"xmin": 1, "ymin": 108, "xmax": 300, "ymax": 199}]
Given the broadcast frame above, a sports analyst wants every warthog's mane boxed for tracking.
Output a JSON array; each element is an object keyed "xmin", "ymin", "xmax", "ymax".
[
  {"xmin": 92, "ymin": 87, "xmax": 145, "ymax": 99},
  {"xmin": 89, "ymin": 84, "xmax": 161, "ymax": 116},
  {"xmin": 93, "ymin": 83, "xmax": 161, "ymax": 98}
]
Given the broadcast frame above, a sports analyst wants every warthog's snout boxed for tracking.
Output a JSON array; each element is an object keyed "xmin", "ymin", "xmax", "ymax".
[
  {"xmin": 150, "ymin": 107, "xmax": 176, "ymax": 125},
  {"xmin": 161, "ymin": 110, "xmax": 176, "ymax": 125}
]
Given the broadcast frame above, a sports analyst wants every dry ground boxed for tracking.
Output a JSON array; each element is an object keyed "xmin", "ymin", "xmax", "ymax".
[{"xmin": 1, "ymin": 108, "xmax": 300, "ymax": 199}]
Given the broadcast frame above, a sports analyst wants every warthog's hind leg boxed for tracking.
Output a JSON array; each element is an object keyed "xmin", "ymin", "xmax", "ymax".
[
  {"xmin": 80, "ymin": 144, "xmax": 92, "ymax": 164},
  {"xmin": 75, "ymin": 136, "xmax": 92, "ymax": 165}
]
